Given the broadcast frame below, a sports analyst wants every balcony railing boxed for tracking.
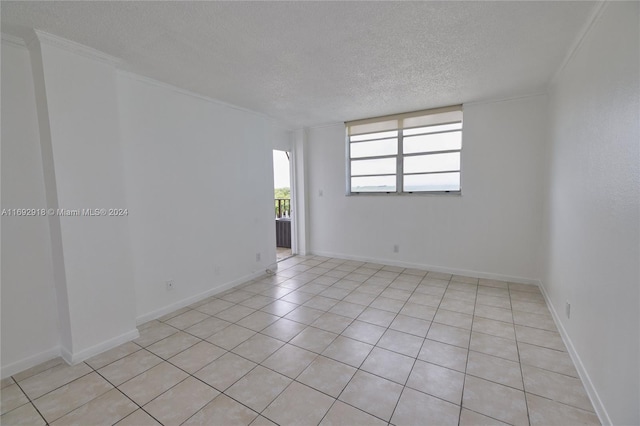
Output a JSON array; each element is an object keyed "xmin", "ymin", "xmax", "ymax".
[{"xmin": 275, "ymin": 198, "xmax": 291, "ymax": 218}]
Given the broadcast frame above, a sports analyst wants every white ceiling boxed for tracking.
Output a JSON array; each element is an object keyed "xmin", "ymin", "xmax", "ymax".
[{"xmin": 2, "ymin": 1, "xmax": 597, "ymax": 128}]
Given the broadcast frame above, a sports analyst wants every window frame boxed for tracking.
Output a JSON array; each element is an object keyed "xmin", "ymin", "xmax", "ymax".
[{"xmin": 346, "ymin": 106, "xmax": 463, "ymax": 196}]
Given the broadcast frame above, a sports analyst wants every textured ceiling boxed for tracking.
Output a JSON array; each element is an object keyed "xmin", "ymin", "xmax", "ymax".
[{"xmin": 1, "ymin": 1, "xmax": 597, "ymax": 128}]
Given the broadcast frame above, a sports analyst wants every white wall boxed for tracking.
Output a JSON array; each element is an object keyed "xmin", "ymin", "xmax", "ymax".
[
  {"xmin": 541, "ymin": 3, "xmax": 639, "ymax": 424},
  {"xmin": 117, "ymin": 74, "xmax": 280, "ymax": 322},
  {"xmin": 307, "ymin": 96, "xmax": 546, "ymax": 282},
  {"xmin": 1, "ymin": 40, "xmax": 61, "ymax": 375},
  {"xmin": 31, "ymin": 37, "xmax": 139, "ymax": 361}
]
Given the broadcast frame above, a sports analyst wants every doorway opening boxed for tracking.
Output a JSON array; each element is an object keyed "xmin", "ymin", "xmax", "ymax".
[{"xmin": 273, "ymin": 150, "xmax": 293, "ymax": 261}]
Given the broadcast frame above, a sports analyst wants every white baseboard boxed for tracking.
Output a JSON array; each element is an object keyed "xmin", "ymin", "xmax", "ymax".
[
  {"xmin": 311, "ymin": 250, "xmax": 539, "ymax": 285},
  {"xmin": 136, "ymin": 269, "xmax": 268, "ymax": 325},
  {"xmin": 64, "ymin": 329, "xmax": 141, "ymax": 365},
  {"xmin": 538, "ymin": 280, "xmax": 611, "ymax": 426},
  {"xmin": 1, "ymin": 346, "xmax": 61, "ymax": 379}
]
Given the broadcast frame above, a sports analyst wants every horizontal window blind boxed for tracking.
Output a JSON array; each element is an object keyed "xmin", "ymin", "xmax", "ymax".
[{"xmin": 346, "ymin": 105, "xmax": 463, "ymax": 194}]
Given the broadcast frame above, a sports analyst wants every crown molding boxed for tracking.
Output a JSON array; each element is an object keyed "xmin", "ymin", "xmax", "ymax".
[
  {"xmin": 117, "ymin": 69, "xmax": 292, "ymax": 130},
  {"xmin": 28, "ymin": 29, "xmax": 121, "ymax": 67},
  {"xmin": 549, "ymin": 1, "xmax": 608, "ymax": 87},
  {"xmin": 1, "ymin": 33, "xmax": 27, "ymax": 48}
]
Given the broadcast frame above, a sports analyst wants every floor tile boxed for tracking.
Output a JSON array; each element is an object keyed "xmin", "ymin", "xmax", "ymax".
[
  {"xmin": 262, "ymin": 344, "xmax": 317, "ymax": 378},
  {"xmin": 472, "ymin": 316, "xmax": 516, "ymax": 340},
  {"xmin": 260, "ymin": 318, "xmax": 306, "ymax": 342},
  {"xmin": 477, "ymin": 286, "xmax": 510, "ymax": 298},
  {"xmin": 338, "ymin": 370, "xmax": 403, "ymax": 421},
  {"xmin": 391, "ymin": 387, "xmax": 460, "ymax": 426},
  {"xmin": 369, "ymin": 296, "xmax": 405, "ymax": 313},
  {"xmin": 407, "ymin": 360, "xmax": 464, "ymax": 404},
  {"xmin": 1, "ymin": 383, "xmax": 29, "ymax": 415},
  {"xmin": 290, "ymin": 327, "xmax": 338, "ymax": 353},
  {"xmin": 168, "ymin": 341, "xmax": 226, "ymax": 374},
  {"xmin": 33, "ymin": 372, "xmax": 112, "ymax": 422},
  {"xmin": 518, "ymin": 342, "xmax": 578, "ymax": 377},
  {"xmin": 12, "ymin": 358, "xmax": 64, "ymax": 383},
  {"xmin": 320, "ymin": 287, "xmax": 352, "ymax": 300},
  {"xmin": 226, "ymin": 366, "xmax": 291, "ymax": 412},
  {"xmin": 389, "ymin": 314, "xmax": 431, "ymax": 337},
  {"xmin": 303, "ymin": 295, "xmax": 339, "ymax": 311},
  {"xmin": 251, "ymin": 415, "xmax": 278, "ymax": 426},
  {"xmin": 232, "ymin": 334, "xmax": 284, "ymax": 363},
  {"xmin": 459, "ymin": 408, "xmax": 510, "ymax": 426},
  {"xmin": 360, "ymin": 347, "xmax": 414, "ymax": 384},
  {"xmin": 146, "ymin": 331, "xmax": 200, "ymax": 359},
  {"xmin": 206, "ymin": 324, "xmax": 256, "ymax": 350},
  {"xmin": 319, "ymin": 400, "xmax": 386, "ymax": 426},
  {"xmin": 462, "ymin": 376, "xmax": 528, "ymax": 426},
  {"xmin": 194, "ymin": 299, "xmax": 234, "ymax": 316},
  {"xmin": 476, "ymin": 294, "xmax": 512, "ymax": 309},
  {"xmin": 478, "ymin": 279, "xmax": 509, "ymax": 289},
  {"xmin": 513, "ymin": 310, "xmax": 557, "ymax": 331},
  {"xmin": 165, "ymin": 310, "xmax": 209, "ymax": 330},
  {"xmin": 1, "ymin": 377, "xmax": 15, "ymax": 389},
  {"xmin": 311, "ymin": 312, "xmax": 353, "ymax": 334},
  {"xmin": 526, "ymin": 393, "xmax": 600, "ymax": 426},
  {"xmin": 236, "ymin": 311, "xmax": 280, "ymax": 332},
  {"xmin": 474, "ymin": 304, "xmax": 514, "ymax": 323},
  {"xmin": 98, "ymin": 350, "xmax": 163, "ymax": 386},
  {"xmin": 341, "ymin": 320, "xmax": 386, "ymax": 345},
  {"xmin": 427, "ymin": 322, "xmax": 471, "ymax": 348},
  {"xmin": 470, "ymin": 331, "xmax": 519, "ymax": 361},
  {"xmin": 134, "ymin": 322, "xmax": 178, "ymax": 347},
  {"xmin": 522, "ymin": 364, "xmax": 594, "ymax": 412},
  {"xmin": 511, "ymin": 300, "xmax": 548, "ymax": 315},
  {"xmin": 297, "ymin": 356, "xmax": 356, "ymax": 398},
  {"xmin": 399, "ymin": 302, "xmax": 437, "ymax": 321},
  {"xmin": 240, "ymin": 294, "xmax": 277, "ymax": 310},
  {"xmin": 144, "ymin": 377, "xmax": 218, "ymax": 426},
  {"xmin": 183, "ymin": 394, "xmax": 258, "ymax": 426},
  {"xmin": 118, "ymin": 362, "xmax": 188, "ymax": 405},
  {"xmin": 379, "ymin": 288, "xmax": 412, "ymax": 302},
  {"xmin": 194, "ymin": 352, "xmax": 256, "ymax": 391},
  {"xmin": 515, "ymin": 325, "xmax": 565, "ymax": 351},
  {"xmin": 329, "ymin": 301, "xmax": 366, "ymax": 319},
  {"xmin": 467, "ymin": 351, "xmax": 523, "ymax": 390},
  {"xmin": 418, "ymin": 339, "xmax": 468, "ymax": 372},
  {"xmin": 115, "ymin": 409, "xmax": 162, "ymax": 426},
  {"xmin": 439, "ymin": 298, "xmax": 475, "ymax": 315},
  {"xmin": 376, "ymin": 329, "xmax": 424, "ymax": 357},
  {"xmin": 1, "ymin": 402, "xmax": 46, "ymax": 426},
  {"xmin": 452, "ymin": 275, "xmax": 479, "ymax": 284},
  {"xmin": 407, "ymin": 292, "xmax": 442, "ymax": 307},
  {"xmin": 184, "ymin": 316, "xmax": 231, "ymax": 339},
  {"xmin": 85, "ymin": 342, "xmax": 141, "ymax": 370},
  {"xmin": 215, "ymin": 304, "xmax": 256, "ymax": 322},
  {"xmin": 284, "ymin": 306, "xmax": 325, "ymax": 325},
  {"xmin": 19, "ymin": 362, "xmax": 92, "ymax": 399},
  {"xmin": 343, "ymin": 291, "xmax": 377, "ymax": 306},
  {"xmin": 51, "ymin": 388, "xmax": 137, "ymax": 426},
  {"xmin": 263, "ymin": 382, "xmax": 334, "ymax": 425},
  {"xmin": 220, "ymin": 290, "xmax": 255, "ymax": 304},
  {"xmin": 435, "ymin": 309, "xmax": 473, "ymax": 329},
  {"xmin": 261, "ymin": 300, "xmax": 299, "ymax": 316},
  {"xmin": 357, "ymin": 307, "xmax": 396, "ymax": 327},
  {"xmin": 323, "ymin": 329, "xmax": 375, "ymax": 367}
]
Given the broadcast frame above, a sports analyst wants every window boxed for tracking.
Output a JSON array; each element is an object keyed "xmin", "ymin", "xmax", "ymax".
[{"xmin": 346, "ymin": 105, "xmax": 463, "ymax": 194}]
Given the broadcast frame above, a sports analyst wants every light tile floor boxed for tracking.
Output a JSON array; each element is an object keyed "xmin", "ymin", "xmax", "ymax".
[{"xmin": 1, "ymin": 255, "xmax": 600, "ymax": 425}]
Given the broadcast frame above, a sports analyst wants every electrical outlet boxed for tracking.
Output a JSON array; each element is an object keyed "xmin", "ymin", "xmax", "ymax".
[
  {"xmin": 166, "ymin": 280, "xmax": 174, "ymax": 291},
  {"xmin": 393, "ymin": 244, "xmax": 399, "ymax": 253},
  {"xmin": 256, "ymin": 253, "xmax": 261, "ymax": 262},
  {"xmin": 565, "ymin": 301, "xmax": 571, "ymax": 319}
]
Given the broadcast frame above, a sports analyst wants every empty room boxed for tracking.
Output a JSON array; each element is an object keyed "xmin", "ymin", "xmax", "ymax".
[{"xmin": 1, "ymin": 1, "xmax": 638, "ymax": 425}]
